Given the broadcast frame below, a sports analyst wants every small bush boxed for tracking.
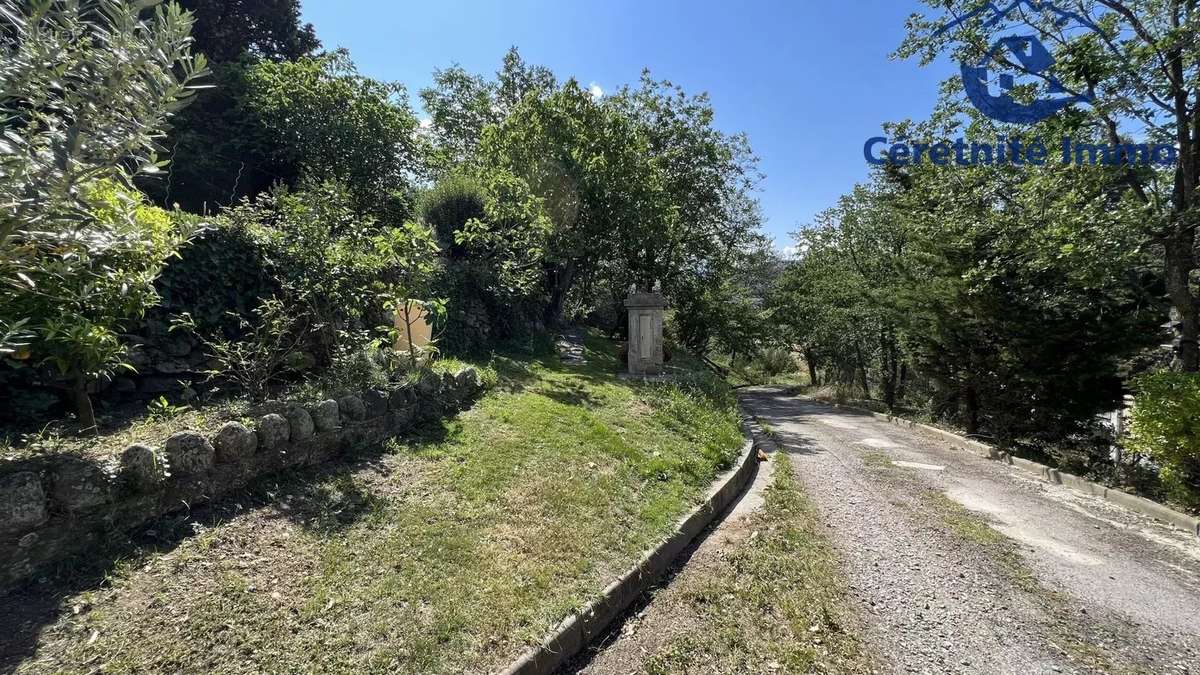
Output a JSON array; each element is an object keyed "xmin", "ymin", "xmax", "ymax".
[
  {"xmin": 808, "ymin": 383, "xmax": 863, "ymax": 406},
  {"xmin": 170, "ymin": 181, "xmax": 424, "ymax": 376},
  {"xmin": 418, "ymin": 173, "xmax": 487, "ymax": 258},
  {"xmin": 177, "ymin": 297, "xmax": 310, "ymax": 400},
  {"xmin": 423, "ymin": 170, "xmax": 549, "ymax": 354},
  {"xmin": 3, "ymin": 180, "xmax": 199, "ymax": 428},
  {"xmin": 752, "ymin": 346, "xmax": 798, "ymax": 377},
  {"xmin": 1124, "ymin": 372, "xmax": 1200, "ymax": 509},
  {"xmin": 318, "ymin": 333, "xmax": 395, "ymax": 393}
]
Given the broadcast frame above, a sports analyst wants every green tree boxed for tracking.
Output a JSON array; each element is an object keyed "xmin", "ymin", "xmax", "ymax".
[
  {"xmin": 608, "ymin": 73, "xmax": 764, "ymax": 294},
  {"xmin": 478, "ymin": 79, "xmax": 665, "ymax": 326},
  {"xmin": 477, "ymin": 70, "xmax": 765, "ymax": 333},
  {"xmin": 5, "ymin": 184, "xmax": 199, "ymax": 430},
  {"xmin": 899, "ymin": 0, "xmax": 1200, "ymax": 370},
  {"xmin": 0, "ymin": 0, "xmax": 206, "ymax": 429},
  {"xmin": 675, "ymin": 275, "xmax": 773, "ymax": 363},
  {"xmin": 373, "ymin": 221, "xmax": 444, "ymax": 369},
  {"xmin": 420, "ymin": 171, "xmax": 550, "ymax": 351},
  {"xmin": 178, "ymin": 0, "xmax": 319, "ymax": 63},
  {"xmin": 419, "ymin": 47, "xmax": 556, "ymax": 176},
  {"xmin": 770, "ymin": 195, "xmax": 894, "ymax": 398},
  {"xmin": 886, "ymin": 110, "xmax": 1163, "ymax": 440},
  {"xmin": 141, "ymin": 59, "xmax": 281, "ymax": 213},
  {"xmin": 418, "ymin": 51, "xmax": 766, "ymax": 348},
  {"xmin": 779, "ymin": 149, "xmax": 1162, "ymax": 445},
  {"xmin": 1125, "ymin": 372, "xmax": 1200, "ymax": 508},
  {"xmin": 140, "ymin": 0, "xmax": 320, "ymax": 211},
  {"xmin": 243, "ymin": 52, "xmax": 423, "ymax": 218}
]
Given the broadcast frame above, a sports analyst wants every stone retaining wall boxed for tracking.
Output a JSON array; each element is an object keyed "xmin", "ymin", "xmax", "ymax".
[{"xmin": 0, "ymin": 367, "xmax": 485, "ymax": 591}]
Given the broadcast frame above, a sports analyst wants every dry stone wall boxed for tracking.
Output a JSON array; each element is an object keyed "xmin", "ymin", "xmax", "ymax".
[{"xmin": 0, "ymin": 368, "xmax": 484, "ymax": 590}]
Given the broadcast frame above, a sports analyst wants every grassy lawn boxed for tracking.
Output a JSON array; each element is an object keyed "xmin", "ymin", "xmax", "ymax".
[
  {"xmin": 4, "ymin": 334, "xmax": 743, "ymax": 674},
  {"xmin": 640, "ymin": 453, "xmax": 872, "ymax": 674}
]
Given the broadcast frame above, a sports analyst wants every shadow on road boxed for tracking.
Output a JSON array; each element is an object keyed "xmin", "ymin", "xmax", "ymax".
[{"xmin": 737, "ymin": 388, "xmax": 872, "ymax": 457}]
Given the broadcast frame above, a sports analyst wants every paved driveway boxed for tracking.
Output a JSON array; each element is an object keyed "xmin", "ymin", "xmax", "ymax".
[{"xmin": 740, "ymin": 387, "xmax": 1200, "ymax": 675}]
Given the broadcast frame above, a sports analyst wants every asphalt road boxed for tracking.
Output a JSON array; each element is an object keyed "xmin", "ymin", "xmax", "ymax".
[{"xmin": 739, "ymin": 387, "xmax": 1200, "ymax": 675}]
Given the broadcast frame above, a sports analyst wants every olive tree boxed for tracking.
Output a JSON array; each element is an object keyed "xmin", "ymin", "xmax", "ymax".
[{"xmin": 0, "ymin": 0, "xmax": 207, "ymax": 429}]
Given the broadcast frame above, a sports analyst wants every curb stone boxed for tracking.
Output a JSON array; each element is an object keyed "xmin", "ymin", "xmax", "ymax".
[
  {"xmin": 497, "ymin": 418, "xmax": 766, "ymax": 675},
  {"xmin": 801, "ymin": 394, "xmax": 1200, "ymax": 539}
]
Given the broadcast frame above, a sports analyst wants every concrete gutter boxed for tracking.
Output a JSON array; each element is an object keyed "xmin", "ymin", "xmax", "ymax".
[
  {"xmin": 496, "ymin": 419, "xmax": 766, "ymax": 675},
  {"xmin": 813, "ymin": 397, "xmax": 1200, "ymax": 539}
]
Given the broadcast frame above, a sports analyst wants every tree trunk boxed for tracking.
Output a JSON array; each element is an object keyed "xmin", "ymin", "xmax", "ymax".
[
  {"xmin": 543, "ymin": 261, "xmax": 576, "ymax": 329},
  {"xmin": 1165, "ymin": 234, "xmax": 1199, "ymax": 371},
  {"xmin": 854, "ymin": 343, "xmax": 870, "ymax": 398},
  {"xmin": 804, "ymin": 349, "xmax": 820, "ymax": 386},
  {"xmin": 963, "ymin": 382, "xmax": 980, "ymax": 436},
  {"xmin": 880, "ymin": 330, "xmax": 898, "ymax": 410},
  {"xmin": 404, "ymin": 306, "xmax": 418, "ymax": 370},
  {"xmin": 838, "ymin": 364, "xmax": 855, "ymax": 387},
  {"xmin": 1165, "ymin": 18, "xmax": 1198, "ymax": 371},
  {"xmin": 72, "ymin": 370, "xmax": 97, "ymax": 433}
]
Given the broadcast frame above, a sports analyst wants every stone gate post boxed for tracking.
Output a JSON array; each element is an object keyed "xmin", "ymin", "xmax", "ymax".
[{"xmin": 625, "ymin": 286, "xmax": 668, "ymax": 377}]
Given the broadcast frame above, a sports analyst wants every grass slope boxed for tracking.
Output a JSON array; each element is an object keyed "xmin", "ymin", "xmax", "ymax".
[{"xmin": 6, "ymin": 335, "xmax": 743, "ymax": 674}]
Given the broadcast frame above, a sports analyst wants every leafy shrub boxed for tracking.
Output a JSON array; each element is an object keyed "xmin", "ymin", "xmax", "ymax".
[
  {"xmin": 418, "ymin": 173, "xmax": 487, "ymax": 258},
  {"xmin": 753, "ymin": 347, "xmax": 799, "ymax": 377},
  {"xmin": 177, "ymin": 297, "xmax": 309, "ymax": 400},
  {"xmin": 167, "ymin": 182, "xmax": 443, "ymax": 394},
  {"xmin": 147, "ymin": 396, "xmax": 190, "ymax": 421},
  {"xmin": 184, "ymin": 182, "xmax": 388, "ymax": 363},
  {"xmin": 152, "ymin": 218, "xmax": 276, "ymax": 338},
  {"xmin": 0, "ymin": 0, "xmax": 205, "ymax": 243},
  {"xmin": 372, "ymin": 220, "xmax": 445, "ymax": 370},
  {"xmin": 242, "ymin": 52, "xmax": 422, "ymax": 217},
  {"xmin": 674, "ymin": 278, "xmax": 773, "ymax": 361},
  {"xmin": 1124, "ymin": 372, "xmax": 1200, "ymax": 509},
  {"xmin": 3, "ymin": 181, "xmax": 199, "ymax": 428},
  {"xmin": 1, "ymin": 0, "xmax": 205, "ymax": 428},
  {"xmin": 321, "ymin": 334, "xmax": 394, "ymax": 392},
  {"xmin": 424, "ymin": 170, "xmax": 550, "ymax": 353}
]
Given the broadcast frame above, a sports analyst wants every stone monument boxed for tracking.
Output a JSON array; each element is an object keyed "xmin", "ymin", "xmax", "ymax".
[{"xmin": 625, "ymin": 283, "xmax": 667, "ymax": 377}]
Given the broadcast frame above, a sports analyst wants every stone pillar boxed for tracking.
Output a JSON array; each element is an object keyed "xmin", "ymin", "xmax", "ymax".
[{"xmin": 625, "ymin": 287, "xmax": 668, "ymax": 377}]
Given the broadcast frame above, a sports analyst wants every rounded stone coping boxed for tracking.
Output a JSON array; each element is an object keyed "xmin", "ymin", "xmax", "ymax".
[
  {"xmin": 0, "ymin": 367, "xmax": 484, "ymax": 534},
  {"xmin": 498, "ymin": 420, "xmax": 762, "ymax": 675},
  {"xmin": 1, "ymin": 367, "xmax": 488, "ymax": 591}
]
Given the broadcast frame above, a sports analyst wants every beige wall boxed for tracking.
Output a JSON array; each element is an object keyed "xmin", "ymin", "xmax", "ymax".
[{"xmin": 394, "ymin": 302, "xmax": 432, "ymax": 353}]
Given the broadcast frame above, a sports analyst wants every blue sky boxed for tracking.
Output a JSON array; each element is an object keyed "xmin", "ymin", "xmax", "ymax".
[{"xmin": 301, "ymin": 0, "xmax": 957, "ymax": 249}]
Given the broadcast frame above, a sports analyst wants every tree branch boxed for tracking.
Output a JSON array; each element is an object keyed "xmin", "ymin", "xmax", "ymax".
[{"xmin": 1096, "ymin": 0, "xmax": 1182, "ymax": 89}]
